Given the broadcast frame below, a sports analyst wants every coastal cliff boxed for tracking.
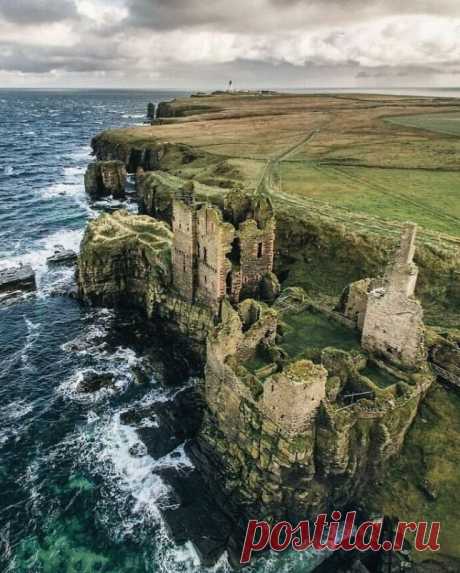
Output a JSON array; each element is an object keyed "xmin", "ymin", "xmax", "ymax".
[
  {"xmin": 77, "ymin": 93, "xmax": 460, "ymax": 569},
  {"xmin": 76, "ymin": 208, "xmax": 434, "ymax": 525},
  {"xmin": 77, "ymin": 210, "xmax": 214, "ymax": 347}
]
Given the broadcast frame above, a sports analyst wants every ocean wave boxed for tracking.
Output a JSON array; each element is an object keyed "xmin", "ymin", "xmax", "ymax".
[
  {"xmin": 0, "ymin": 228, "xmax": 83, "ymax": 291},
  {"xmin": 57, "ymin": 368, "xmax": 131, "ymax": 403},
  {"xmin": 122, "ymin": 113, "xmax": 145, "ymax": 119},
  {"xmin": 58, "ymin": 341, "xmax": 145, "ymax": 403},
  {"xmin": 39, "ymin": 155, "xmax": 96, "ymax": 216},
  {"xmin": 0, "ymin": 316, "xmax": 41, "ymax": 381},
  {"xmin": 20, "ymin": 317, "xmax": 41, "ymax": 371},
  {"xmin": 99, "ymin": 413, "xmax": 171, "ymax": 514},
  {"xmin": 0, "ymin": 398, "xmax": 34, "ymax": 423},
  {"xmin": 67, "ymin": 145, "xmax": 92, "ymax": 163},
  {"xmin": 61, "ymin": 312, "xmax": 112, "ymax": 354},
  {"xmin": 63, "ymin": 165, "xmax": 86, "ymax": 178}
]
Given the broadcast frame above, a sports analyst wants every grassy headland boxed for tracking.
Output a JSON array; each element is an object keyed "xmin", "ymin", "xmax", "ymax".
[{"xmin": 93, "ymin": 92, "xmax": 460, "ymax": 327}]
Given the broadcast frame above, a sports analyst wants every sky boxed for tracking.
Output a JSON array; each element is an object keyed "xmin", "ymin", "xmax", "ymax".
[{"xmin": 1, "ymin": 0, "xmax": 460, "ymax": 89}]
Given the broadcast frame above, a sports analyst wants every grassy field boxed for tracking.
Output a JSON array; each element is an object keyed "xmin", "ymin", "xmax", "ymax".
[
  {"xmin": 387, "ymin": 111, "xmax": 460, "ymax": 137},
  {"xmin": 100, "ymin": 92, "xmax": 460, "ymax": 237},
  {"xmin": 277, "ymin": 163, "xmax": 460, "ymax": 235},
  {"xmin": 369, "ymin": 383, "xmax": 460, "ymax": 565},
  {"xmin": 279, "ymin": 307, "xmax": 360, "ymax": 361},
  {"xmin": 98, "ymin": 92, "xmax": 460, "ymax": 328}
]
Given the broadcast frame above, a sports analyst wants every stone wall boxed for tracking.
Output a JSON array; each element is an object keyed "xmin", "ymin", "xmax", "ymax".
[
  {"xmin": 362, "ymin": 224, "xmax": 426, "ymax": 369},
  {"xmin": 195, "ymin": 205, "xmax": 234, "ymax": 310},
  {"xmin": 338, "ymin": 278, "xmax": 373, "ymax": 330},
  {"xmin": 171, "ymin": 194, "xmax": 197, "ymax": 304},
  {"xmin": 194, "ymin": 297, "xmax": 432, "ymax": 521},
  {"xmin": 171, "ymin": 185, "xmax": 276, "ymax": 313},
  {"xmin": 362, "ymin": 290, "xmax": 425, "ymax": 368},
  {"xmin": 239, "ymin": 218, "xmax": 275, "ymax": 298},
  {"xmin": 262, "ymin": 360, "xmax": 327, "ymax": 435}
]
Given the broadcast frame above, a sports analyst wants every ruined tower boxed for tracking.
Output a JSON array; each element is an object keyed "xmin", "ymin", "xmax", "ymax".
[
  {"xmin": 171, "ymin": 182, "xmax": 197, "ymax": 303},
  {"xmin": 171, "ymin": 185, "xmax": 276, "ymax": 313},
  {"xmin": 361, "ymin": 223, "xmax": 426, "ymax": 369},
  {"xmin": 222, "ymin": 191, "xmax": 276, "ymax": 302},
  {"xmin": 194, "ymin": 204, "xmax": 235, "ymax": 309}
]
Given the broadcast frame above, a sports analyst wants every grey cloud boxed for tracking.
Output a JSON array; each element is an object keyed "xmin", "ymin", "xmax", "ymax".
[
  {"xmin": 1, "ymin": 0, "xmax": 460, "ymax": 87},
  {"xmin": 0, "ymin": 39, "xmax": 128, "ymax": 73},
  {"xmin": 125, "ymin": 0, "xmax": 460, "ymax": 31},
  {"xmin": 125, "ymin": 0, "xmax": 235, "ymax": 30},
  {"xmin": 356, "ymin": 64, "xmax": 460, "ymax": 78},
  {"xmin": 0, "ymin": 0, "xmax": 77, "ymax": 24}
]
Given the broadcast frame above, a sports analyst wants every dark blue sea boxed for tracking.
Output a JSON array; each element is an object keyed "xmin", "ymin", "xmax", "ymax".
[{"xmin": 0, "ymin": 90, "xmax": 326, "ymax": 573}]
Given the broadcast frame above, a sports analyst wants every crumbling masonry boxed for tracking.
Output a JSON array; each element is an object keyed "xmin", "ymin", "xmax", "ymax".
[
  {"xmin": 171, "ymin": 184, "xmax": 276, "ymax": 312},
  {"xmin": 342, "ymin": 223, "xmax": 426, "ymax": 369}
]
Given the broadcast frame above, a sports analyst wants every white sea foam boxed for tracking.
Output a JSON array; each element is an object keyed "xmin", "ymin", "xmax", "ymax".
[
  {"xmin": 20, "ymin": 317, "xmax": 41, "ymax": 370},
  {"xmin": 61, "ymin": 320, "xmax": 110, "ymax": 354},
  {"xmin": 1, "ymin": 399, "xmax": 34, "ymax": 423},
  {"xmin": 50, "ymin": 378, "xmax": 237, "ymax": 572},
  {"xmin": 57, "ymin": 368, "xmax": 131, "ymax": 404},
  {"xmin": 63, "ymin": 165, "xmax": 86, "ymax": 178},
  {"xmin": 100, "ymin": 414, "xmax": 169, "ymax": 515},
  {"xmin": 122, "ymin": 113, "xmax": 145, "ymax": 119},
  {"xmin": 40, "ymin": 164, "xmax": 85, "ymax": 200},
  {"xmin": 0, "ymin": 228, "xmax": 83, "ymax": 292},
  {"xmin": 69, "ymin": 145, "xmax": 92, "ymax": 162},
  {"xmin": 58, "ymin": 338, "xmax": 146, "ymax": 403},
  {"xmin": 4, "ymin": 166, "xmax": 14, "ymax": 175},
  {"xmin": 39, "ymin": 155, "xmax": 97, "ymax": 216}
]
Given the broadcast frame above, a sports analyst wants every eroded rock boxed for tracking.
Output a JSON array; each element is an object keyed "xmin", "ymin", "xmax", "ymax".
[
  {"xmin": 0, "ymin": 264, "xmax": 36, "ymax": 296},
  {"xmin": 84, "ymin": 160, "xmax": 127, "ymax": 199}
]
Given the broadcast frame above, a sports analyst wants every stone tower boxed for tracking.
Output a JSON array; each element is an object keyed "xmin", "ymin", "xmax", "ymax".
[
  {"xmin": 361, "ymin": 223, "xmax": 426, "ymax": 369},
  {"xmin": 171, "ymin": 182, "xmax": 197, "ymax": 303},
  {"xmin": 194, "ymin": 204, "xmax": 235, "ymax": 309},
  {"xmin": 171, "ymin": 185, "xmax": 276, "ymax": 313}
]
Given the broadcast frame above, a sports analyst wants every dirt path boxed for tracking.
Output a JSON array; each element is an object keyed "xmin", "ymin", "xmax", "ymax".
[{"xmin": 256, "ymin": 128, "xmax": 321, "ymax": 193}]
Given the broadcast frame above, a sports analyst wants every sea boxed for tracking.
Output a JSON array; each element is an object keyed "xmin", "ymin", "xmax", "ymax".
[{"xmin": 0, "ymin": 89, "xmax": 338, "ymax": 573}]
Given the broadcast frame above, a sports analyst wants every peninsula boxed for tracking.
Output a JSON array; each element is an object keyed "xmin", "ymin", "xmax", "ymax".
[{"xmin": 77, "ymin": 92, "xmax": 460, "ymax": 572}]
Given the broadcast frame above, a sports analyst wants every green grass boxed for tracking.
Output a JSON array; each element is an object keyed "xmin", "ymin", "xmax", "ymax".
[
  {"xmin": 280, "ymin": 308, "xmax": 360, "ymax": 360},
  {"xmin": 388, "ymin": 111, "xmax": 460, "ymax": 137},
  {"xmin": 277, "ymin": 162, "xmax": 460, "ymax": 235},
  {"xmin": 361, "ymin": 364, "xmax": 403, "ymax": 389},
  {"xmin": 244, "ymin": 348, "xmax": 272, "ymax": 373},
  {"xmin": 368, "ymin": 383, "xmax": 460, "ymax": 564}
]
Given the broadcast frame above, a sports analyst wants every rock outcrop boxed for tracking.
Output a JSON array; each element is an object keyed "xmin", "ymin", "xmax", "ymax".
[
  {"xmin": 77, "ymin": 210, "xmax": 214, "ymax": 346},
  {"xmin": 146, "ymin": 102, "xmax": 155, "ymax": 120},
  {"xmin": 0, "ymin": 264, "xmax": 36, "ymax": 296},
  {"xmin": 84, "ymin": 160, "xmax": 127, "ymax": 199},
  {"xmin": 91, "ymin": 133, "xmax": 162, "ymax": 172}
]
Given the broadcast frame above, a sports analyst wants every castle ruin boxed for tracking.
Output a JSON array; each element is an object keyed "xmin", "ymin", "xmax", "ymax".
[
  {"xmin": 342, "ymin": 223, "xmax": 426, "ymax": 369},
  {"xmin": 171, "ymin": 184, "xmax": 276, "ymax": 313}
]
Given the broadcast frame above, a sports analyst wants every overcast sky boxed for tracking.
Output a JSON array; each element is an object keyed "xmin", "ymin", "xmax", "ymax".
[{"xmin": 1, "ymin": 0, "xmax": 460, "ymax": 89}]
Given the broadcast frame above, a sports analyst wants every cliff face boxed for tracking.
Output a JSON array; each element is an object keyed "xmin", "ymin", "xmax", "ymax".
[
  {"xmin": 77, "ymin": 210, "xmax": 214, "ymax": 346},
  {"xmin": 84, "ymin": 160, "xmax": 127, "ymax": 199},
  {"xmin": 91, "ymin": 132, "xmax": 162, "ymax": 172}
]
